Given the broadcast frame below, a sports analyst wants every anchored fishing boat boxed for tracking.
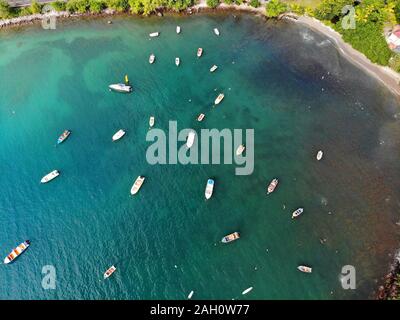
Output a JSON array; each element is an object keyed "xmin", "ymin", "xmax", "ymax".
[
  {"xmin": 316, "ymin": 150, "xmax": 323, "ymax": 161},
  {"xmin": 236, "ymin": 144, "xmax": 245, "ymax": 156},
  {"xmin": 197, "ymin": 113, "xmax": 205, "ymax": 122},
  {"xmin": 57, "ymin": 130, "xmax": 71, "ymax": 144},
  {"xmin": 109, "ymin": 83, "xmax": 132, "ymax": 93},
  {"xmin": 214, "ymin": 93, "xmax": 224, "ymax": 105},
  {"xmin": 210, "ymin": 65, "xmax": 218, "ymax": 72},
  {"xmin": 112, "ymin": 129, "xmax": 125, "ymax": 142},
  {"xmin": 131, "ymin": 176, "xmax": 145, "ymax": 195},
  {"xmin": 186, "ymin": 131, "xmax": 195, "ymax": 148},
  {"xmin": 197, "ymin": 48, "xmax": 203, "ymax": 57},
  {"xmin": 175, "ymin": 57, "xmax": 180, "ymax": 66},
  {"xmin": 297, "ymin": 265, "xmax": 312, "ymax": 273},
  {"xmin": 149, "ymin": 54, "xmax": 155, "ymax": 64},
  {"xmin": 221, "ymin": 232, "xmax": 240, "ymax": 243},
  {"xmin": 3, "ymin": 240, "xmax": 30, "ymax": 264},
  {"xmin": 176, "ymin": 26, "xmax": 181, "ymax": 34},
  {"xmin": 41, "ymin": 170, "xmax": 60, "ymax": 184},
  {"xmin": 214, "ymin": 28, "xmax": 220, "ymax": 36},
  {"xmin": 149, "ymin": 32, "xmax": 159, "ymax": 37},
  {"xmin": 267, "ymin": 178, "xmax": 278, "ymax": 195},
  {"xmin": 149, "ymin": 116, "xmax": 155, "ymax": 129},
  {"xmin": 104, "ymin": 265, "xmax": 116, "ymax": 279},
  {"xmin": 205, "ymin": 178, "xmax": 214, "ymax": 200},
  {"xmin": 292, "ymin": 208, "xmax": 304, "ymax": 219}
]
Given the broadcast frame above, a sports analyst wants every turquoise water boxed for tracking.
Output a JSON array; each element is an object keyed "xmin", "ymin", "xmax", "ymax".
[{"xmin": 0, "ymin": 12, "xmax": 400, "ymax": 299}]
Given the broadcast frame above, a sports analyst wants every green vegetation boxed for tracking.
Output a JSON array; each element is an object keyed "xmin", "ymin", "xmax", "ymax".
[
  {"xmin": 0, "ymin": 0, "xmax": 11, "ymax": 19},
  {"xmin": 249, "ymin": 0, "xmax": 260, "ymax": 8},
  {"xmin": 206, "ymin": 0, "xmax": 220, "ymax": 9},
  {"xmin": 265, "ymin": 0, "xmax": 287, "ymax": 18},
  {"xmin": 51, "ymin": 0, "xmax": 67, "ymax": 11},
  {"xmin": 30, "ymin": 0, "xmax": 42, "ymax": 14}
]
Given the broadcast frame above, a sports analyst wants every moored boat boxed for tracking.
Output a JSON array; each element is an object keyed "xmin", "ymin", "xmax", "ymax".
[
  {"xmin": 149, "ymin": 116, "xmax": 155, "ymax": 129},
  {"xmin": 292, "ymin": 208, "xmax": 304, "ymax": 219},
  {"xmin": 210, "ymin": 65, "xmax": 218, "ymax": 73},
  {"xmin": 149, "ymin": 54, "xmax": 155, "ymax": 64},
  {"xmin": 197, "ymin": 48, "xmax": 203, "ymax": 57},
  {"xmin": 221, "ymin": 232, "xmax": 240, "ymax": 243},
  {"xmin": 149, "ymin": 32, "xmax": 159, "ymax": 37},
  {"xmin": 197, "ymin": 113, "xmax": 205, "ymax": 122},
  {"xmin": 131, "ymin": 176, "xmax": 145, "ymax": 195},
  {"xmin": 112, "ymin": 129, "xmax": 126, "ymax": 142},
  {"xmin": 109, "ymin": 83, "xmax": 132, "ymax": 93},
  {"xmin": 175, "ymin": 57, "xmax": 180, "ymax": 66},
  {"xmin": 176, "ymin": 26, "xmax": 181, "ymax": 34},
  {"xmin": 205, "ymin": 178, "xmax": 214, "ymax": 199},
  {"xmin": 316, "ymin": 150, "xmax": 323, "ymax": 161},
  {"xmin": 4, "ymin": 240, "xmax": 30, "ymax": 264},
  {"xmin": 214, "ymin": 93, "xmax": 224, "ymax": 105},
  {"xmin": 242, "ymin": 287, "xmax": 253, "ymax": 295},
  {"xmin": 41, "ymin": 170, "xmax": 60, "ymax": 184},
  {"xmin": 188, "ymin": 291, "xmax": 194, "ymax": 299},
  {"xmin": 186, "ymin": 131, "xmax": 195, "ymax": 148},
  {"xmin": 104, "ymin": 265, "xmax": 116, "ymax": 279},
  {"xmin": 57, "ymin": 130, "xmax": 71, "ymax": 144},
  {"xmin": 214, "ymin": 28, "xmax": 220, "ymax": 36},
  {"xmin": 236, "ymin": 144, "xmax": 245, "ymax": 156},
  {"xmin": 297, "ymin": 265, "xmax": 312, "ymax": 273},
  {"xmin": 267, "ymin": 178, "xmax": 278, "ymax": 195}
]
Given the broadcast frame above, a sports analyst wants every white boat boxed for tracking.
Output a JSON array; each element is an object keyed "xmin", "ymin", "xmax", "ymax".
[
  {"xmin": 197, "ymin": 113, "xmax": 205, "ymax": 122},
  {"xmin": 214, "ymin": 93, "xmax": 224, "ymax": 105},
  {"xmin": 186, "ymin": 131, "xmax": 195, "ymax": 148},
  {"xmin": 104, "ymin": 265, "xmax": 116, "ymax": 279},
  {"xmin": 267, "ymin": 178, "xmax": 278, "ymax": 195},
  {"xmin": 197, "ymin": 48, "xmax": 203, "ymax": 57},
  {"xmin": 3, "ymin": 240, "xmax": 30, "ymax": 264},
  {"xmin": 316, "ymin": 150, "xmax": 323, "ymax": 161},
  {"xmin": 175, "ymin": 57, "xmax": 180, "ymax": 66},
  {"xmin": 297, "ymin": 265, "xmax": 312, "ymax": 273},
  {"xmin": 187, "ymin": 291, "xmax": 194, "ymax": 299},
  {"xmin": 149, "ymin": 116, "xmax": 155, "ymax": 129},
  {"xmin": 210, "ymin": 65, "xmax": 218, "ymax": 73},
  {"xmin": 149, "ymin": 32, "xmax": 159, "ymax": 37},
  {"xmin": 149, "ymin": 54, "xmax": 155, "ymax": 64},
  {"xmin": 214, "ymin": 28, "xmax": 220, "ymax": 36},
  {"xmin": 221, "ymin": 232, "xmax": 240, "ymax": 243},
  {"xmin": 236, "ymin": 144, "xmax": 245, "ymax": 156},
  {"xmin": 242, "ymin": 287, "xmax": 253, "ymax": 295},
  {"xmin": 109, "ymin": 83, "xmax": 132, "ymax": 93},
  {"xmin": 205, "ymin": 178, "xmax": 214, "ymax": 200},
  {"xmin": 292, "ymin": 208, "xmax": 304, "ymax": 219},
  {"xmin": 131, "ymin": 176, "xmax": 145, "ymax": 195},
  {"xmin": 41, "ymin": 170, "xmax": 60, "ymax": 184},
  {"xmin": 112, "ymin": 129, "xmax": 126, "ymax": 142},
  {"xmin": 176, "ymin": 26, "xmax": 181, "ymax": 34}
]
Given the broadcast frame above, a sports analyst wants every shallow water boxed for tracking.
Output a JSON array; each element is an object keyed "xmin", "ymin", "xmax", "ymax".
[{"xmin": 0, "ymin": 13, "xmax": 399, "ymax": 299}]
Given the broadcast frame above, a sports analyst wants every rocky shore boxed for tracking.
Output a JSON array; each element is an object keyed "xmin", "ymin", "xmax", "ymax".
[{"xmin": 377, "ymin": 253, "xmax": 400, "ymax": 300}]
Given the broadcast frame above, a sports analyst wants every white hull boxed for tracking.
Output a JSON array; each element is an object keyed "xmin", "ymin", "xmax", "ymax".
[
  {"xmin": 214, "ymin": 28, "xmax": 220, "ymax": 36},
  {"xmin": 104, "ymin": 265, "xmax": 116, "ymax": 279},
  {"xmin": 197, "ymin": 113, "xmax": 205, "ymax": 122},
  {"xmin": 131, "ymin": 176, "xmax": 145, "ymax": 195},
  {"xmin": 149, "ymin": 32, "xmax": 159, "ymax": 37},
  {"xmin": 186, "ymin": 131, "xmax": 195, "ymax": 148},
  {"xmin": 112, "ymin": 129, "xmax": 126, "ymax": 141},
  {"xmin": 242, "ymin": 287, "xmax": 253, "ymax": 295},
  {"xmin": 4, "ymin": 241, "xmax": 30, "ymax": 264},
  {"xmin": 267, "ymin": 178, "xmax": 278, "ymax": 194},
  {"xmin": 175, "ymin": 58, "xmax": 180, "ymax": 66},
  {"xmin": 316, "ymin": 150, "xmax": 323, "ymax": 161},
  {"xmin": 214, "ymin": 93, "xmax": 224, "ymax": 105},
  {"xmin": 210, "ymin": 65, "xmax": 218, "ymax": 72},
  {"xmin": 292, "ymin": 208, "xmax": 304, "ymax": 219},
  {"xmin": 149, "ymin": 54, "xmax": 155, "ymax": 64},
  {"xmin": 109, "ymin": 83, "xmax": 132, "ymax": 93},
  {"xmin": 149, "ymin": 116, "xmax": 155, "ymax": 128},
  {"xmin": 176, "ymin": 26, "xmax": 181, "ymax": 34},
  {"xmin": 298, "ymin": 265, "xmax": 312, "ymax": 273},
  {"xmin": 236, "ymin": 145, "xmax": 245, "ymax": 156},
  {"xmin": 205, "ymin": 179, "xmax": 214, "ymax": 199},
  {"xmin": 41, "ymin": 170, "xmax": 59, "ymax": 183},
  {"xmin": 197, "ymin": 48, "xmax": 203, "ymax": 57},
  {"xmin": 188, "ymin": 291, "xmax": 194, "ymax": 299}
]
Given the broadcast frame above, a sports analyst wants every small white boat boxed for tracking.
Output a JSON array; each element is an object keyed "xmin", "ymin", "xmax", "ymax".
[
  {"xmin": 236, "ymin": 144, "xmax": 245, "ymax": 156},
  {"xmin": 221, "ymin": 232, "xmax": 240, "ymax": 243},
  {"xmin": 187, "ymin": 290, "xmax": 194, "ymax": 299},
  {"xmin": 149, "ymin": 32, "xmax": 159, "ymax": 37},
  {"xmin": 197, "ymin": 48, "xmax": 203, "ymax": 57},
  {"xmin": 186, "ymin": 131, "xmax": 195, "ymax": 148},
  {"xmin": 149, "ymin": 54, "xmax": 155, "ymax": 64},
  {"xmin": 242, "ymin": 287, "xmax": 253, "ymax": 295},
  {"xmin": 41, "ymin": 170, "xmax": 60, "ymax": 184},
  {"xmin": 3, "ymin": 240, "xmax": 30, "ymax": 264},
  {"xmin": 109, "ymin": 83, "xmax": 132, "ymax": 93},
  {"xmin": 267, "ymin": 178, "xmax": 278, "ymax": 195},
  {"xmin": 176, "ymin": 26, "xmax": 181, "ymax": 34},
  {"xmin": 149, "ymin": 116, "xmax": 155, "ymax": 129},
  {"xmin": 297, "ymin": 265, "xmax": 312, "ymax": 273},
  {"xmin": 214, "ymin": 93, "xmax": 224, "ymax": 105},
  {"xmin": 112, "ymin": 129, "xmax": 125, "ymax": 142},
  {"xmin": 197, "ymin": 113, "xmax": 205, "ymax": 122},
  {"xmin": 205, "ymin": 178, "xmax": 214, "ymax": 200},
  {"xmin": 131, "ymin": 176, "xmax": 145, "ymax": 195},
  {"xmin": 210, "ymin": 65, "xmax": 218, "ymax": 73},
  {"xmin": 214, "ymin": 28, "xmax": 220, "ymax": 36},
  {"xmin": 104, "ymin": 265, "xmax": 116, "ymax": 279},
  {"xmin": 175, "ymin": 57, "xmax": 180, "ymax": 66},
  {"xmin": 316, "ymin": 150, "xmax": 323, "ymax": 161},
  {"xmin": 292, "ymin": 208, "xmax": 304, "ymax": 219}
]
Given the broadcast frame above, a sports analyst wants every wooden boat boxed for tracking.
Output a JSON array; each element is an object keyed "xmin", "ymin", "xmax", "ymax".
[
  {"xmin": 149, "ymin": 54, "xmax": 155, "ymax": 64},
  {"xmin": 297, "ymin": 265, "xmax": 312, "ymax": 273},
  {"xmin": 316, "ymin": 150, "xmax": 323, "ymax": 161},
  {"xmin": 3, "ymin": 240, "xmax": 30, "ymax": 264},
  {"xmin": 104, "ymin": 265, "xmax": 116, "ymax": 279},
  {"xmin": 131, "ymin": 176, "xmax": 145, "ymax": 195},
  {"xmin": 292, "ymin": 208, "xmax": 304, "ymax": 219},
  {"xmin": 197, "ymin": 48, "xmax": 203, "ymax": 57},
  {"xmin": 267, "ymin": 178, "xmax": 278, "ymax": 195},
  {"xmin": 186, "ymin": 131, "xmax": 195, "ymax": 148},
  {"xmin": 236, "ymin": 144, "xmax": 245, "ymax": 156},
  {"xmin": 197, "ymin": 113, "xmax": 205, "ymax": 122},
  {"xmin": 205, "ymin": 178, "xmax": 214, "ymax": 200},
  {"xmin": 175, "ymin": 57, "xmax": 180, "ymax": 66},
  {"xmin": 214, "ymin": 93, "xmax": 224, "ymax": 105},
  {"xmin": 57, "ymin": 130, "xmax": 71, "ymax": 144},
  {"xmin": 221, "ymin": 232, "xmax": 240, "ymax": 243},
  {"xmin": 214, "ymin": 28, "xmax": 220, "ymax": 36},
  {"xmin": 149, "ymin": 32, "xmax": 159, "ymax": 37},
  {"xmin": 210, "ymin": 65, "xmax": 218, "ymax": 73},
  {"xmin": 112, "ymin": 129, "xmax": 126, "ymax": 142},
  {"xmin": 41, "ymin": 170, "xmax": 60, "ymax": 184},
  {"xmin": 149, "ymin": 116, "xmax": 155, "ymax": 129}
]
